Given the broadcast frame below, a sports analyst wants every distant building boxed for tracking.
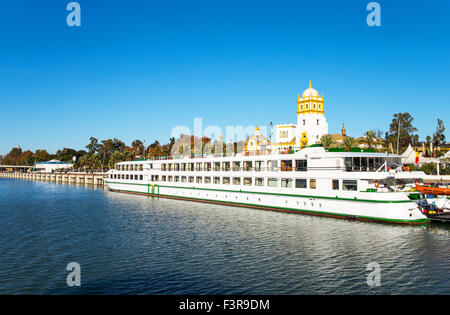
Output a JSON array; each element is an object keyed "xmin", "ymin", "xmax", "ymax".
[
  {"xmin": 244, "ymin": 126, "xmax": 269, "ymax": 153},
  {"xmin": 269, "ymin": 81, "xmax": 329, "ymax": 153},
  {"xmin": 33, "ymin": 160, "xmax": 73, "ymax": 173}
]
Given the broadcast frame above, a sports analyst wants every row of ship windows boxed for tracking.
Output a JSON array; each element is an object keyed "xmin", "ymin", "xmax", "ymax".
[
  {"xmin": 115, "ymin": 160, "xmax": 307, "ymax": 172},
  {"xmin": 159, "ymin": 160, "xmax": 307, "ymax": 172},
  {"xmin": 110, "ymin": 173, "xmax": 357, "ymax": 191}
]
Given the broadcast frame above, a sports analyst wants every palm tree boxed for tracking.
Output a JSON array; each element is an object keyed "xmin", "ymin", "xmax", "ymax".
[
  {"xmin": 342, "ymin": 136, "xmax": 356, "ymax": 152},
  {"xmin": 362, "ymin": 130, "xmax": 377, "ymax": 149},
  {"xmin": 319, "ymin": 134, "xmax": 335, "ymax": 149}
]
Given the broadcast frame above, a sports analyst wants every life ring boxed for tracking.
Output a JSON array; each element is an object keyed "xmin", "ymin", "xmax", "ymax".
[
  {"xmin": 374, "ymin": 180, "xmax": 380, "ymax": 188},
  {"xmin": 386, "ymin": 166, "xmax": 391, "ymax": 171}
]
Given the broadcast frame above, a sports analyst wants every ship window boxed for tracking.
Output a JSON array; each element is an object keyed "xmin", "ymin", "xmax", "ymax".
[
  {"xmin": 149, "ymin": 163, "xmax": 153, "ymax": 169},
  {"xmin": 196, "ymin": 176, "xmax": 202, "ymax": 183},
  {"xmin": 233, "ymin": 177, "xmax": 241, "ymax": 185},
  {"xmin": 255, "ymin": 161, "xmax": 263, "ymax": 171},
  {"xmin": 126, "ymin": 175, "xmax": 129, "ymax": 180},
  {"xmin": 232, "ymin": 161, "xmax": 241, "ymax": 171},
  {"xmin": 222, "ymin": 162, "xmax": 230, "ymax": 171},
  {"xmin": 368, "ymin": 158, "xmax": 375, "ymax": 171},
  {"xmin": 161, "ymin": 164, "xmax": 166, "ymax": 171},
  {"xmin": 223, "ymin": 177, "xmax": 230, "ymax": 185},
  {"xmin": 168, "ymin": 164, "xmax": 172, "ymax": 171},
  {"xmin": 214, "ymin": 162, "xmax": 221, "ymax": 171},
  {"xmin": 361, "ymin": 158, "xmax": 367, "ymax": 171},
  {"xmin": 188, "ymin": 176, "xmax": 194, "ymax": 183},
  {"xmin": 317, "ymin": 119, "xmax": 319, "ymax": 125},
  {"xmin": 181, "ymin": 163, "xmax": 186, "ymax": 171},
  {"xmin": 295, "ymin": 179, "xmax": 307, "ymax": 188},
  {"xmin": 244, "ymin": 177, "xmax": 252, "ymax": 186},
  {"xmin": 168, "ymin": 176, "xmax": 173, "ymax": 182},
  {"xmin": 295, "ymin": 160, "xmax": 307, "ymax": 171},
  {"xmin": 162, "ymin": 176, "xmax": 166, "ymax": 182},
  {"xmin": 205, "ymin": 162, "xmax": 211, "ymax": 171},
  {"xmin": 188, "ymin": 163, "xmax": 194, "ymax": 171},
  {"xmin": 268, "ymin": 178, "xmax": 278, "ymax": 187},
  {"xmin": 332, "ymin": 179, "xmax": 339, "ymax": 190},
  {"xmin": 310, "ymin": 179, "xmax": 316, "ymax": 189},
  {"xmin": 139, "ymin": 164, "xmax": 143, "ymax": 171},
  {"xmin": 281, "ymin": 160, "xmax": 293, "ymax": 171},
  {"xmin": 175, "ymin": 176, "xmax": 179, "ymax": 182},
  {"xmin": 244, "ymin": 161, "xmax": 252, "ymax": 171},
  {"xmin": 343, "ymin": 180, "xmax": 357, "ymax": 191},
  {"xmin": 204, "ymin": 177, "xmax": 211, "ymax": 184},
  {"xmin": 268, "ymin": 160, "xmax": 278, "ymax": 171},
  {"xmin": 174, "ymin": 163, "xmax": 180, "ymax": 171},
  {"xmin": 135, "ymin": 175, "xmax": 138, "ymax": 180},
  {"xmin": 181, "ymin": 176, "xmax": 186, "ymax": 183},
  {"xmin": 214, "ymin": 177, "xmax": 220, "ymax": 184},
  {"xmin": 303, "ymin": 120, "xmax": 306, "ymax": 125},
  {"xmin": 355, "ymin": 157, "xmax": 363, "ymax": 171},
  {"xmin": 281, "ymin": 178, "xmax": 292, "ymax": 188},
  {"xmin": 196, "ymin": 163, "xmax": 202, "ymax": 171},
  {"xmin": 313, "ymin": 103, "xmax": 316, "ymax": 109},
  {"xmin": 345, "ymin": 158, "xmax": 352, "ymax": 171},
  {"xmin": 255, "ymin": 178, "xmax": 264, "ymax": 186}
]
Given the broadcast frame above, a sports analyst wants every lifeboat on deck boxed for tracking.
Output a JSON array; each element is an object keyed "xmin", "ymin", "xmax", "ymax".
[{"xmin": 415, "ymin": 185, "xmax": 450, "ymax": 196}]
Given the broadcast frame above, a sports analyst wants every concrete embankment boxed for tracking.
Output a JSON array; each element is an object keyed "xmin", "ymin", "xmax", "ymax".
[{"xmin": 0, "ymin": 172, "xmax": 107, "ymax": 186}]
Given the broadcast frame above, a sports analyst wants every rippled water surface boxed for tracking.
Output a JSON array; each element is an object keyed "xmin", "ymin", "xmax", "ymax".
[{"xmin": 0, "ymin": 178, "xmax": 449, "ymax": 294}]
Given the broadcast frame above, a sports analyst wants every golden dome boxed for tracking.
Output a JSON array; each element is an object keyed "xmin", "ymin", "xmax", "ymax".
[{"xmin": 301, "ymin": 81, "xmax": 319, "ymax": 98}]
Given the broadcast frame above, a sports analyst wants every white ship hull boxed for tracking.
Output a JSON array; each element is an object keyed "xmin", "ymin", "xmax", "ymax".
[{"xmin": 105, "ymin": 180, "xmax": 428, "ymax": 224}]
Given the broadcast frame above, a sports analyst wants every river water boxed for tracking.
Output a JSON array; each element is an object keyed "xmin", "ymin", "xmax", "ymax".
[{"xmin": 0, "ymin": 178, "xmax": 448, "ymax": 294}]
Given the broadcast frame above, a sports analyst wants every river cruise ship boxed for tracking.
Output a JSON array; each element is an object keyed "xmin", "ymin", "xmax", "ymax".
[{"xmin": 105, "ymin": 146, "xmax": 429, "ymax": 224}]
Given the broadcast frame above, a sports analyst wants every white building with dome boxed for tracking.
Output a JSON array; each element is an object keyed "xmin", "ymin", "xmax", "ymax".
[{"xmin": 271, "ymin": 81, "xmax": 328, "ymax": 152}]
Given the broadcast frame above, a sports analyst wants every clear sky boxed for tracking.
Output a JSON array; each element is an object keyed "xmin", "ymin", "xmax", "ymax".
[{"xmin": 0, "ymin": 0, "xmax": 449, "ymax": 155}]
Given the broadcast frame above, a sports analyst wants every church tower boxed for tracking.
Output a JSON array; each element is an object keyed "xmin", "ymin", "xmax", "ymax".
[{"xmin": 296, "ymin": 81, "xmax": 328, "ymax": 149}]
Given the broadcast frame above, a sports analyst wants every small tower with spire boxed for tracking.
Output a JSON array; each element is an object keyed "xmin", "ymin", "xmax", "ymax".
[{"xmin": 341, "ymin": 123, "xmax": 346, "ymax": 137}]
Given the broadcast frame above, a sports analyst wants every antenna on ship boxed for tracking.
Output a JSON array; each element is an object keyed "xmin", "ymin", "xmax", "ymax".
[{"xmin": 269, "ymin": 121, "xmax": 273, "ymax": 141}]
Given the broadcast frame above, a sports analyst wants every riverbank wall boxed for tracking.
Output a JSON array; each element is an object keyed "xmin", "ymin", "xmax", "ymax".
[{"xmin": 0, "ymin": 172, "xmax": 107, "ymax": 186}]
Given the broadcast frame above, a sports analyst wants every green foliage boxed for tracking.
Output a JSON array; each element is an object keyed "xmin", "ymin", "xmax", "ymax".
[
  {"xmin": 388, "ymin": 112, "xmax": 418, "ymax": 153},
  {"xmin": 342, "ymin": 136, "xmax": 356, "ymax": 152},
  {"xmin": 361, "ymin": 130, "xmax": 378, "ymax": 149},
  {"xmin": 319, "ymin": 134, "xmax": 335, "ymax": 149},
  {"xmin": 432, "ymin": 118, "xmax": 446, "ymax": 146}
]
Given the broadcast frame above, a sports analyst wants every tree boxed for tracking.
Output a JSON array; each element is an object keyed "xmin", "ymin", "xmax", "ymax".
[
  {"xmin": 432, "ymin": 118, "xmax": 446, "ymax": 146},
  {"xmin": 55, "ymin": 148, "xmax": 78, "ymax": 162},
  {"xmin": 319, "ymin": 134, "xmax": 335, "ymax": 149},
  {"xmin": 86, "ymin": 137, "xmax": 100, "ymax": 154},
  {"xmin": 361, "ymin": 130, "xmax": 377, "ymax": 149},
  {"xmin": 3, "ymin": 147, "xmax": 23, "ymax": 165},
  {"xmin": 342, "ymin": 137, "xmax": 356, "ymax": 152},
  {"xmin": 388, "ymin": 113, "xmax": 418, "ymax": 153},
  {"xmin": 20, "ymin": 150, "xmax": 34, "ymax": 165},
  {"xmin": 77, "ymin": 154, "xmax": 101, "ymax": 171},
  {"xmin": 131, "ymin": 139, "xmax": 145, "ymax": 156},
  {"xmin": 34, "ymin": 149, "xmax": 50, "ymax": 162}
]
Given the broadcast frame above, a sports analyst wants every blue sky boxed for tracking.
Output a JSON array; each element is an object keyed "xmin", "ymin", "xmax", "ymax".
[{"xmin": 0, "ymin": 0, "xmax": 449, "ymax": 155}]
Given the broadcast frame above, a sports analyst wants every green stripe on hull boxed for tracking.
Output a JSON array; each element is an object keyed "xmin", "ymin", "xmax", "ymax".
[
  {"xmin": 104, "ymin": 181, "xmax": 411, "ymax": 204},
  {"xmin": 106, "ymin": 185, "xmax": 430, "ymax": 225}
]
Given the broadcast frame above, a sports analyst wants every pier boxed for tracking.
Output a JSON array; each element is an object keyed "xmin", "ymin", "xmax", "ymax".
[{"xmin": 0, "ymin": 172, "xmax": 107, "ymax": 186}]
